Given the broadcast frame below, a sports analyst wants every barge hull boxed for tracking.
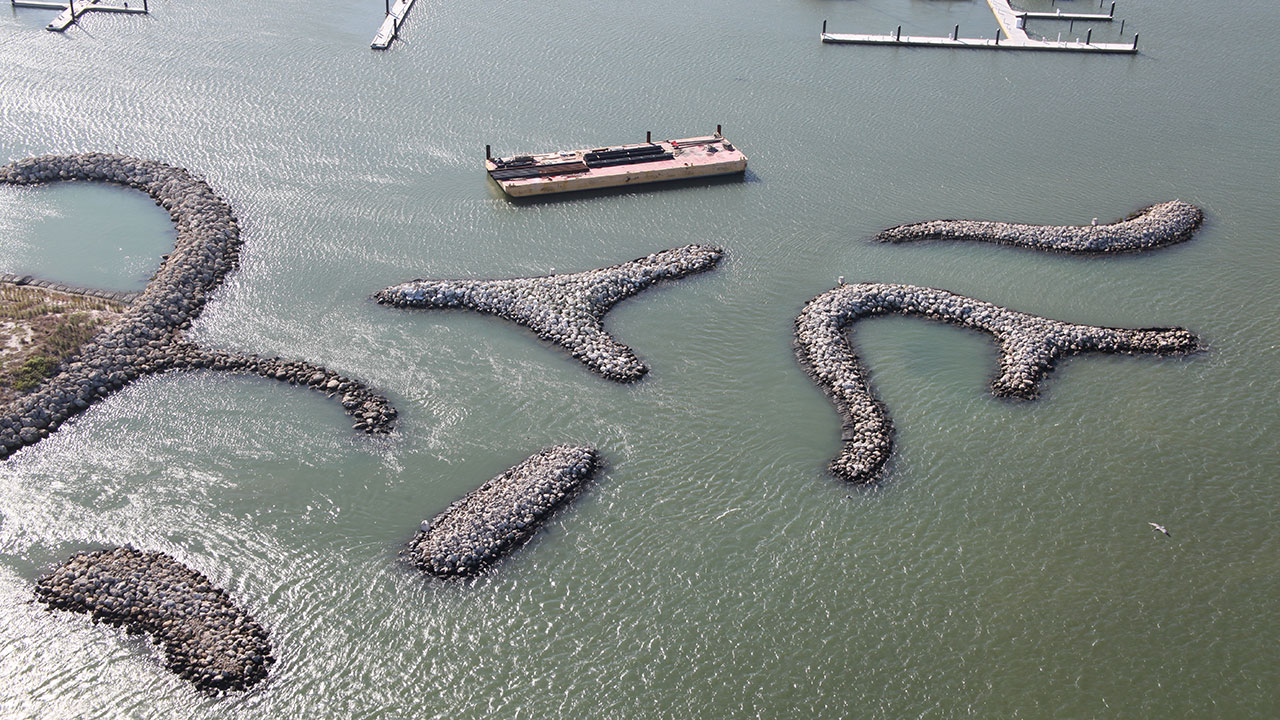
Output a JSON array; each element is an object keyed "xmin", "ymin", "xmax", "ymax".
[
  {"xmin": 500, "ymin": 158, "xmax": 746, "ymax": 197},
  {"xmin": 487, "ymin": 134, "xmax": 747, "ymax": 197}
]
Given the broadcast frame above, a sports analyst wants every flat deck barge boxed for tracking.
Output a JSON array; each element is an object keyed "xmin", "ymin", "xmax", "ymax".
[{"xmin": 486, "ymin": 131, "xmax": 747, "ymax": 197}]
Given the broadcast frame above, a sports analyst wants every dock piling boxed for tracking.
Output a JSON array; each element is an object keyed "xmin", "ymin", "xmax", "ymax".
[
  {"xmin": 1132, "ymin": 33, "xmax": 1138, "ymax": 50},
  {"xmin": 1109, "ymin": 2, "xmax": 1115, "ymax": 18},
  {"xmin": 1119, "ymin": 19, "xmax": 1124, "ymax": 34},
  {"xmin": 646, "ymin": 131, "xmax": 651, "ymax": 143},
  {"xmin": 821, "ymin": 0, "xmax": 1140, "ymax": 54},
  {"xmin": 485, "ymin": 145, "xmax": 491, "ymax": 160},
  {"xmin": 717, "ymin": 124, "xmax": 722, "ymax": 136},
  {"xmin": 822, "ymin": 19, "xmax": 826, "ymax": 35}
]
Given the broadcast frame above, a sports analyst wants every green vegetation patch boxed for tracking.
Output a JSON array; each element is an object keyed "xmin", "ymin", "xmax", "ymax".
[{"xmin": 0, "ymin": 285, "xmax": 126, "ymax": 405}]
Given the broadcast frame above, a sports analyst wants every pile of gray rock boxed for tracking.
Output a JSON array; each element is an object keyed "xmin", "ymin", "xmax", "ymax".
[
  {"xmin": 34, "ymin": 547, "xmax": 273, "ymax": 693},
  {"xmin": 405, "ymin": 445, "xmax": 601, "ymax": 578},
  {"xmin": 876, "ymin": 200, "xmax": 1204, "ymax": 253},
  {"xmin": 0, "ymin": 273, "xmax": 140, "ymax": 304},
  {"xmin": 0, "ymin": 153, "xmax": 395, "ymax": 459},
  {"xmin": 375, "ymin": 245, "xmax": 724, "ymax": 382},
  {"xmin": 794, "ymin": 282, "xmax": 1200, "ymax": 484}
]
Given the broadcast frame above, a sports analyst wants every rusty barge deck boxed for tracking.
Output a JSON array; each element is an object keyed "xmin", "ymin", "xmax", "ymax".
[{"xmin": 486, "ymin": 132, "xmax": 747, "ymax": 197}]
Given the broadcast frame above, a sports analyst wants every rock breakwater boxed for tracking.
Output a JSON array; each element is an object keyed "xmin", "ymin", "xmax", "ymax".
[
  {"xmin": 0, "ymin": 273, "xmax": 141, "ymax": 304},
  {"xmin": 405, "ymin": 445, "xmax": 601, "ymax": 578},
  {"xmin": 876, "ymin": 200, "xmax": 1204, "ymax": 253},
  {"xmin": 34, "ymin": 547, "xmax": 273, "ymax": 693},
  {"xmin": 794, "ymin": 282, "xmax": 1200, "ymax": 484},
  {"xmin": 0, "ymin": 153, "xmax": 395, "ymax": 459},
  {"xmin": 375, "ymin": 245, "xmax": 723, "ymax": 382}
]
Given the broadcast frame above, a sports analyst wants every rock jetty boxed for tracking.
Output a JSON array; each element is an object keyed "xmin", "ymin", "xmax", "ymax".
[
  {"xmin": 405, "ymin": 445, "xmax": 601, "ymax": 578},
  {"xmin": 34, "ymin": 547, "xmax": 273, "ymax": 693},
  {"xmin": 375, "ymin": 245, "xmax": 723, "ymax": 382},
  {"xmin": 876, "ymin": 200, "xmax": 1204, "ymax": 253},
  {"xmin": 0, "ymin": 153, "xmax": 395, "ymax": 460},
  {"xmin": 0, "ymin": 273, "xmax": 140, "ymax": 304},
  {"xmin": 794, "ymin": 282, "xmax": 1200, "ymax": 484}
]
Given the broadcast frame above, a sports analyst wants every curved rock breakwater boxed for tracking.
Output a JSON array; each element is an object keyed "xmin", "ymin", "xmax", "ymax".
[
  {"xmin": 876, "ymin": 200, "xmax": 1204, "ymax": 253},
  {"xmin": 794, "ymin": 282, "xmax": 1200, "ymax": 484},
  {"xmin": 0, "ymin": 272, "xmax": 141, "ymax": 304},
  {"xmin": 405, "ymin": 445, "xmax": 601, "ymax": 578},
  {"xmin": 375, "ymin": 245, "xmax": 723, "ymax": 382},
  {"xmin": 35, "ymin": 547, "xmax": 273, "ymax": 692},
  {"xmin": 0, "ymin": 153, "xmax": 395, "ymax": 459}
]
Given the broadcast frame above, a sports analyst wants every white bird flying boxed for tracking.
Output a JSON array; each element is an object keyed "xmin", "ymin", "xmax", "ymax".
[{"xmin": 1148, "ymin": 522, "xmax": 1170, "ymax": 537}]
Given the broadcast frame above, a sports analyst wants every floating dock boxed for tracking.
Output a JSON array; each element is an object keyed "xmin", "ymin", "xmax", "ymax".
[
  {"xmin": 1017, "ymin": 3, "xmax": 1116, "ymax": 22},
  {"xmin": 821, "ymin": 0, "xmax": 1137, "ymax": 54},
  {"xmin": 11, "ymin": 0, "xmax": 148, "ymax": 32},
  {"xmin": 371, "ymin": 0, "xmax": 416, "ymax": 50},
  {"xmin": 486, "ymin": 130, "xmax": 747, "ymax": 197}
]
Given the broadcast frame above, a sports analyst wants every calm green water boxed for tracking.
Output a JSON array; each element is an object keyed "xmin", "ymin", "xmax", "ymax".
[{"xmin": 1, "ymin": 0, "xmax": 1277, "ymax": 716}]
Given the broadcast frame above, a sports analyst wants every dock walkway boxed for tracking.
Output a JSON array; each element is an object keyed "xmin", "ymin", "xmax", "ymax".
[
  {"xmin": 1017, "ymin": 3, "xmax": 1115, "ymax": 22},
  {"xmin": 821, "ymin": 0, "xmax": 1137, "ymax": 54},
  {"xmin": 11, "ymin": 0, "xmax": 147, "ymax": 33},
  {"xmin": 371, "ymin": 0, "xmax": 416, "ymax": 50}
]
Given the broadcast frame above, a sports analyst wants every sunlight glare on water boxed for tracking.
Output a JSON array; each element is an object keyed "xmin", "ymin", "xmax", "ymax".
[{"xmin": 0, "ymin": 0, "xmax": 1277, "ymax": 716}]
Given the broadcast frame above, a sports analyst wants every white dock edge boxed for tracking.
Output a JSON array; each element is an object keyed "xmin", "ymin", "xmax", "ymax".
[
  {"xmin": 1018, "ymin": 10, "xmax": 1114, "ymax": 22},
  {"xmin": 1016, "ymin": 2, "xmax": 1116, "ymax": 23},
  {"xmin": 371, "ymin": 0, "xmax": 416, "ymax": 50},
  {"xmin": 821, "ymin": 32, "xmax": 1136, "ymax": 54},
  {"xmin": 820, "ymin": 0, "xmax": 1137, "ymax": 54},
  {"xmin": 12, "ymin": 0, "xmax": 148, "ymax": 33},
  {"xmin": 11, "ymin": 0, "xmax": 68, "ymax": 9}
]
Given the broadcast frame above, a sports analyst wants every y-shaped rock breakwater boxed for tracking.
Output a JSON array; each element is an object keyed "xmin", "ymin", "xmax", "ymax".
[
  {"xmin": 794, "ymin": 283, "xmax": 1200, "ymax": 484},
  {"xmin": 876, "ymin": 200, "xmax": 1204, "ymax": 254},
  {"xmin": 35, "ymin": 547, "xmax": 273, "ymax": 693},
  {"xmin": 375, "ymin": 245, "xmax": 723, "ymax": 382},
  {"xmin": 0, "ymin": 153, "xmax": 395, "ymax": 459},
  {"xmin": 405, "ymin": 445, "xmax": 601, "ymax": 578}
]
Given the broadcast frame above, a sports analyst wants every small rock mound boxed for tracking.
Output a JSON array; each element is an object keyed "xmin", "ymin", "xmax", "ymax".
[
  {"xmin": 405, "ymin": 445, "xmax": 601, "ymax": 578},
  {"xmin": 876, "ymin": 200, "xmax": 1204, "ymax": 253},
  {"xmin": 34, "ymin": 547, "xmax": 274, "ymax": 693},
  {"xmin": 376, "ymin": 245, "xmax": 724, "ymax": 382}
]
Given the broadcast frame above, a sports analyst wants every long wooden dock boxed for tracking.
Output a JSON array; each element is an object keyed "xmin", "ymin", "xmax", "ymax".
[
  {"xmin": 821, "ymin": 0, "xmax": 1137, "ymax": 54},
  {"xmin": 11, "ymin": 0, "xmax": 147, "ymax": 32},
  {"xmin": 371, "ymin": 0, "xmax": 416, "ymax": 50}
]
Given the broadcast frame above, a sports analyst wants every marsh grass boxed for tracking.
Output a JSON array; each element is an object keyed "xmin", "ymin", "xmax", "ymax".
[{"xmin": 0, "ymin": 285, "xmax": 127, "ymax": 403}]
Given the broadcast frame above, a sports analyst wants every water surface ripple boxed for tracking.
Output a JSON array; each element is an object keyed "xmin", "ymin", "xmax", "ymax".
[{"xmin": 1, "ymin": 0, "xmax": 1278, "ymax": 716}]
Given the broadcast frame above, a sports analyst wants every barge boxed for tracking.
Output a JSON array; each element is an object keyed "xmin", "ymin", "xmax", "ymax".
[{"xmin": 486, "ymin": 129, "xmax": 747, "ymax": 197}]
